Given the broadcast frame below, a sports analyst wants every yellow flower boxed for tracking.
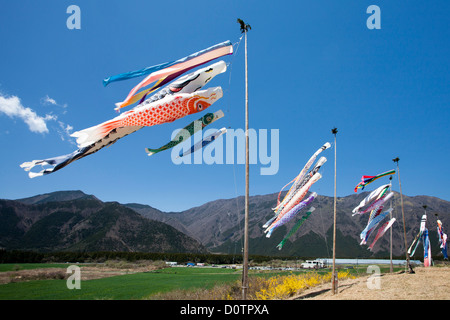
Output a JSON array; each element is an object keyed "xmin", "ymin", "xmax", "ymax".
[{"xmin": 252, "ymin": 271, "xmax": 356, "ymax": 300}]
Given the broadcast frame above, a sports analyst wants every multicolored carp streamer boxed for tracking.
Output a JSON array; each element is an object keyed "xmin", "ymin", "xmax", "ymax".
[
  {"xmin": 265, "ymin": 192, "xmax": 317, "ymax": 238},
  {"xmin": 104, "ymin": 41, "xmax": 233, "ymax": 110},
  {"xmin": 360, "ymin": 208, "xmax": 392, "ymax": 245},
  {"xmin": 352, "ymin": 191, "xmax": 393, "ymax": 216},
  {"xmin": 118, "ymin": 60, "xmax": 228, "ymax": 110},
  {"xmin": 352, "ymin": 184, "xmax": 390, "ymax": 214},
  {"xmin": 20, "ymin": 125, "xmax": 142, "ymax": 178},
  {"xmin": 275, "ymin": 142, "xmax": 330, "ymax": 209},
  {"xmin": 264, "ymin": 143, "xmax": 326, "ymax": 245},
  {"xmin": 367, "ymin": 191, "xmax": 390, "ymax": 223},
  {"xmin": 20, "ymin": 61, "xmax": 226, "ymax": 178},
  {"xmin": 103, "ymin": 42, "xmax": 232, "ymax": 86},
  {"xmin": 437, "ymin": 220, "xmax": 448, "ymax": 259},
  {"xmin": 276, "ymin": 207, "xmax": 316, "ymax": 250},
  {"xmin": 178, "ymin": 127, "xmax": 227, "ymax": 158},
  {"xmin": 264, "ymin": 166, "xmax": 323, "ymax": 230},
  {"xmin": 72, "ymin": 87, "xmax": 222, "ymax": 148},
  {"xmin": 265, "ymin": 172, "xmax": 322, "ymax": 231},
  {"xmin": 266, "ymin": 173, "xmax": 320, "ymax": 228},
  {"xmin": 408, "ymin": 214, "xmax": 427, "ymax": 256},
  {"xmin": 274, "ymin": 156, "xmax": 327, "ymax": 217},
  {"xmin": 423, "ymin": 228, "xmax": 432, "ymax": 267},
  {"xmin": 368, "ymin": 218, "xmax": 396, "ymax": 251},
  {"xmin": 354, "ymin": 169, "xmax": 396, "ymax": 192},
  {"xmin": 136, "ymin": 60, "xmax": 227, "ymax": 105},
  {"xmin": 145, "ymin": 110, "xmax": 224, "ymax": 156}
]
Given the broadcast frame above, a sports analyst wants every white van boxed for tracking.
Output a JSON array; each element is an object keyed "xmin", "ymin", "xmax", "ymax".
[{"xmin": 301, "ymin": 260, "xmax": 324, "ymax": 269}]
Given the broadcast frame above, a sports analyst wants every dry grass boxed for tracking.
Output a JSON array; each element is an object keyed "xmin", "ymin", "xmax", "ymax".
[
  {"xmin": 0, "ymin": 260, "xmax": 166, "ymax": 284},
  {"xmin": 0, "ymin": 268, "xmax": 68, "ymax": 284},
  {"xmin": 148, "ymin": 282, "xmax": 241, "ymax": 300}
]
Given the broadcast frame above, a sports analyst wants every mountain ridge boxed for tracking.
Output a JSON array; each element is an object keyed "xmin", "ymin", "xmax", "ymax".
[
  {"xmin": 124, "ymin": 190, "xmax": 450, "ymax": 258},
  {"xmin": 2, "ymin": 190, "xmax": 449, "ymax": 259},
  {"xmin": 1, "ymin": 192, "xmax": 207, "ymax": 254}
]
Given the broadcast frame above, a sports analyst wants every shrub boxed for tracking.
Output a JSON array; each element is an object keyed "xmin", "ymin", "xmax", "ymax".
[
  {"xmin": 251, "ymin": 271, "xmax": 355, "ymax": 300},
  {"xmin": 148, "ymin": 270, "xmax": 356, "ymax": 300}
]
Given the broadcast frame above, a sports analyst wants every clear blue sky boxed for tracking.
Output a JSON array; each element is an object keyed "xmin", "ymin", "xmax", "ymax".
[{"xmin": 1, "ymin": 1, "xmax": 449, "ymax": 212}]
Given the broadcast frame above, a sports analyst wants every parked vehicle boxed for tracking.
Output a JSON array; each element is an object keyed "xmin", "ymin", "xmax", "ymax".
[{"xmin": 301, "ymin": 260, "xmax": 324, "ymax": 269}]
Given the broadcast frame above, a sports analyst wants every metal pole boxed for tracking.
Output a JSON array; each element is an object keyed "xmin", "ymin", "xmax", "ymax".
[{"xmin": 242, "ymin": 28, "xmax": 249, "ymax": 300}]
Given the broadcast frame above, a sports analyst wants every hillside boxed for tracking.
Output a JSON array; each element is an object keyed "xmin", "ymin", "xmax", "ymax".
[
  {"xmin": 1, "ymin": 190, "xmax": 448, "ymax": 260},
  {"xmin": 0, "ymin": 191, "xmax": 207, "ymax": 254},
  {"xmin": 126, "ymin": 191, "xmax": 450, "ymax": 259}
]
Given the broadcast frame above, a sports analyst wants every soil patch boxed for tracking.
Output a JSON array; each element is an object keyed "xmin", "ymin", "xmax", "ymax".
[
  {"xmin": 0, "ymin": 265, "xmax": 160, "ymax": 284},
  {"xmin": 293, "ymin": 267, "xmax": 450, "ymax": 300}
]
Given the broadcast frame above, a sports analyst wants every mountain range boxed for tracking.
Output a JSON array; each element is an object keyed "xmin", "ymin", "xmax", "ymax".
[
  {"xmin": 1, "ymin": 190, "xmax": 449, "ymax": 259},
  {"xmin": 126, "ymin": 191, "xmax": 450, "ymax": 258},
  {"xmin": 0, "ymin": 191, "xmax": 207, "ymax": 254}
]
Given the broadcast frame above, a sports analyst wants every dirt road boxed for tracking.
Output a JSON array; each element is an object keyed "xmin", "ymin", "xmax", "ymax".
[{"xmin": 294, "ymin": 266, "xmax": 450, "ymax": 300}]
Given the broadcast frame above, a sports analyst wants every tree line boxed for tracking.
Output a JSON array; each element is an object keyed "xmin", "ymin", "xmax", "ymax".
[
  {"xmin": 3, "ymin": 249, "xmax": 436, "ymax": 265},
  {"xmin": 0, "ymin": 249, "xmax": 278, "ymax": 265}
]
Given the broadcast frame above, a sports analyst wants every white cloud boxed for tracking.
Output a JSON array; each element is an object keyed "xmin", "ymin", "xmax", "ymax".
[
  {"xmin": 65, "ymin": 124, "xmax": 73, "ymax": 133},
  {"xmin": 0, "ymin": 94, "xmax": 53, "ymax": 134},
  {"xmin": 42, "ymin": 95, "xmax": 57, "ymax": 105},
  {"xmin": 41, "ymin": 95, "xmax": 67, "ymax": 109},
  {"xmin": 57, "ymin": 121, "xmax": 76, "ymax": 144}
]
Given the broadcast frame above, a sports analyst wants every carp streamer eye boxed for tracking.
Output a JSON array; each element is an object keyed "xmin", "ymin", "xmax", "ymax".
[{"xmin": 197, "ymin": 103, "xmax": 204, "ymax": 111}]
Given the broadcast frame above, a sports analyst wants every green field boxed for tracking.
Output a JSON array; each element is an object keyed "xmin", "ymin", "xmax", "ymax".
[
  {"xmin": 0, "ymin": 263, "xmax": 403, "ymax": 300},
  {"xmin": 0, "ymin": 263, "xmax": 72, "ymax": 272},
  {"xmin": 0, "ymin": 265, "xmax": 243, "ymax": 300}
]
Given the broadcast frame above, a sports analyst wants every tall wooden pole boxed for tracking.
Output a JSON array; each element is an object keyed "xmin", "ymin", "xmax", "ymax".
[
  {"xmin": 393, "ymin": 157, "xmax": 411, "ymax": 272},
  {"xmin": 331, "ymin": 128, "xmax": 338, "ymax": 294},
  {"xmin": 238, "ymin": 18, "xmax": 251, "ymax": 300},
  {"xmin": 242, "ymin": 28, "xmax": 249, "ymax": 300},
  {"xmin": 389, "ymin": 176, "xmax": 393, "ymax": 273}
]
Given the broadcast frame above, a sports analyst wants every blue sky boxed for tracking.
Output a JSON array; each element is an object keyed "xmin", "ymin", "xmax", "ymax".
[{"xmin": 1, "ymin": 1, "xmax": 449, "ymax": 212}]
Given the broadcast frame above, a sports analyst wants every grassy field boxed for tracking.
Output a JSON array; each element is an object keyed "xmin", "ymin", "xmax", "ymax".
[
  {"xmin": 0, "ymin": 265, "xmax": 243, "ymax": 300},
  {"xmin": 0, "ymin": 263, "xmax": 403, "ymax": 300},
  {"xmin": 0, "ymin": 263, "xmax": 73, "ymax": 272}
]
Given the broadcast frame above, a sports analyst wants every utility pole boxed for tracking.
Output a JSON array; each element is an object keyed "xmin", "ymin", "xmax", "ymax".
[
  {"xmin": 238, "ymin": 18, "xmax": 251, "ymax": 300},
  {"xmin": 331, "ymin": 127, "xmax": 338, "ymax": 294}
]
